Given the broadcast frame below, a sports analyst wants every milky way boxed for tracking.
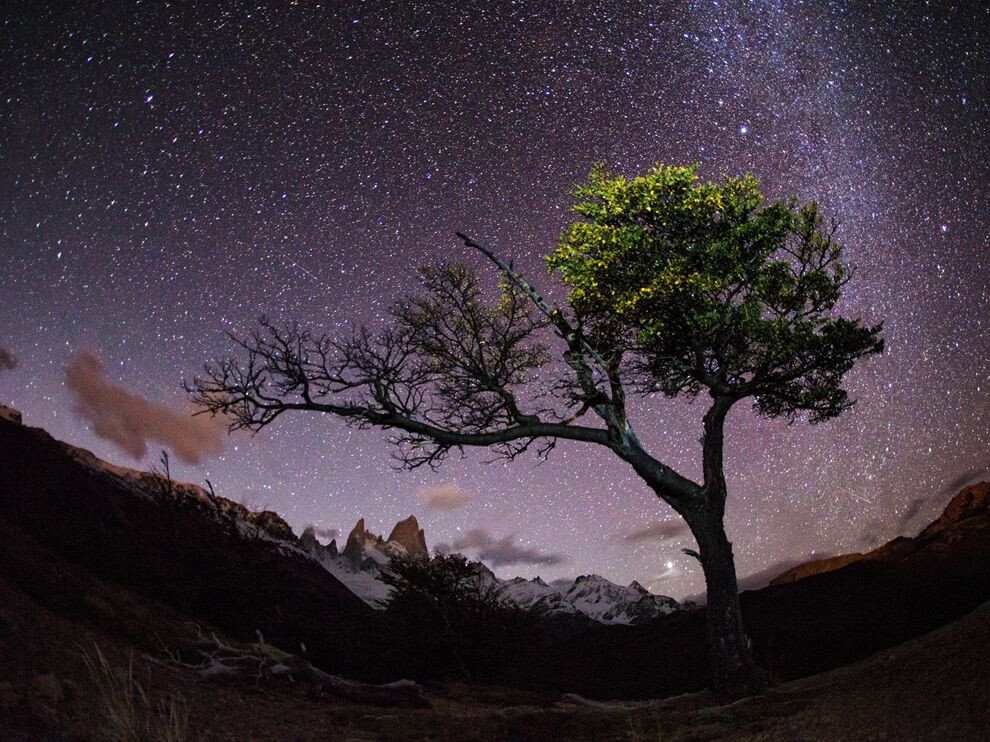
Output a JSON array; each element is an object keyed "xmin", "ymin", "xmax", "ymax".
[{"xmin": 2, "ymin": 1, "xmax": 988, "ymax": 597}]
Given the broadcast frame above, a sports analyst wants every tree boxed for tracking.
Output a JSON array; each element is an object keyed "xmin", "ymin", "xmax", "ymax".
[
  {"xmin": 381, "ymin": 552, "xmax": 530, "ymax": 681},
  {"xmin": 189, "ymin": 163, "xmax": 883, "ymax": 697}
]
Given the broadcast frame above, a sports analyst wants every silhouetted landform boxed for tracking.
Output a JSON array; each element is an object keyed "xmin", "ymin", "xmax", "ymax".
[
  {"xmin": 0, "ymin": 407, "xmax": 396, "ymax": 684},
  {"xmin": 2, "ymin": 406, "xmax": 990, "ymax": 727},
  {"xmin": 770, "ymin": 482, "xmax": 990, "ymax": 585},
  {"xmin": 538, "ymin": 479, "xmax": 990, "ymax": 699}
]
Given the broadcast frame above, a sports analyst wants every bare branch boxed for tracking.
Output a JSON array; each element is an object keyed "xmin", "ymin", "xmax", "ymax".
[
  {"xmin": 457, "ymin": 232, "xmax": 636, "ymax": 439},
  {"xmin": 188, "ymin": 266, "xmax": 621, "ymax": 471}
]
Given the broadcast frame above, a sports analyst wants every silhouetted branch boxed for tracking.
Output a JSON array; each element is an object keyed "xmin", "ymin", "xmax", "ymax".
[{"xmin": 188, "ymin": 266, "xmax": 619, "ymax": 470}]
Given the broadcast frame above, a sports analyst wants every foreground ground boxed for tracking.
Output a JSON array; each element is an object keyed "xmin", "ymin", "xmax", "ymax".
[
  {"xmin": 3, "ymin": 557, "xmax": 988, "ymax": 741},
  {"xmin": 3, "ymin": 413, "xmax": 989, "ymax": 739}
]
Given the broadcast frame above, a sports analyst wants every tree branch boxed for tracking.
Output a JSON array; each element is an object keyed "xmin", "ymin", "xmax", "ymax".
[{"xmin": 457, "ymin": 232, "xmax": 632, "ymax": 439}]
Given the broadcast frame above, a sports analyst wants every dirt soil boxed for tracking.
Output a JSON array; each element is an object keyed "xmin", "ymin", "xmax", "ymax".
[{"xmin": 2, "ymin": 552, "xmax": 988, "ymax": 742}]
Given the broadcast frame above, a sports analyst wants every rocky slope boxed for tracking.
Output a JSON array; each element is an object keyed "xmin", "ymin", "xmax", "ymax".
[
  {"xmin": 1, "ymin": 405, "xmax": 680, "ymax": 625},
  {"xmin": 481, "ymin": 567, "xmax": 680, "ymax": 625},
  {"xmin": 558, "ymin": 574, "xmax": 679, "ymax": 624},
  {"xmin": 0, "ymin": 408, "xmax": 396, "ymax": 684},
  {"xmin": 771, "ymin": 481, "xmax": 990, "ymax": 586},
  {"xmin": 3, "ymin": 402, "xmax": 680, "ymax": 626},
  {"xmin": 538, "ymin": 477, "xmax": 990, "ymax": 699},
  {"xmin": 5, "ymin": 404, "xmax": 990, "ymax": 706}
]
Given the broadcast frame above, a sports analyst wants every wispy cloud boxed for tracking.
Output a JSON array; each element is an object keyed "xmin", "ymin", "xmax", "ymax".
[
  {"xmin": 0, "ymin": 346, "xmax": 18, "ymax": 371},
  {"xmin": 622, "ymin": 519, "xmax": 689, "ymax": 543},
  {"xmin": 65, "ymin": 352, "xmax": 224, "ymax": 465},
  {"xmin": 895, "ymin": 496, "xmax": 929, "ymax": 533},
  {"xmin": 939, "ymin": 467, "xmax": 988, "ymax": 497},
  {"xmin": 302, "ymin": 524, "xmax": 339, "ymax": 543},
  {"xmin": 315, "ymin": 526, "xmax": 339, "ymax": 541},
  {"xmin": 418, "ymin": 482, "xmax": 473, "ymax": 511},
  {"xmin": 858, "ymin": 518, "xmax": 885, "ymax": 548},
  {"xmin": 436, "ymin": 528, "xmax": 567, "ymax": 567}
]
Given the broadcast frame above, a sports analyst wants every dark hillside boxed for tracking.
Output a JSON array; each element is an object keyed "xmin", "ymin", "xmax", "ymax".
[
  {"xmin": 535, "ymin": 482, "xmax": 990, "ymax": 699},
  {"xmin": 0, "ymin": 414, "xmax": 394, "ymax": 683},
  {"xmin": 4, "ymin": 409, "xmax": 990, "ymax": 704}
]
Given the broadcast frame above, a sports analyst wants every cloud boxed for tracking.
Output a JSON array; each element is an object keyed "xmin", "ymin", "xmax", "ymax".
[
  {"xmin": 849, "ymin": 467, "xmax": 990, "ymax": 548},
  {"xmin": 644, "ymin": 564, "xmax": 680, "ymax": 587},
  {"xmin": 895, "ymin": 496, "xmax": 929, "ymax": 533},
  {"xmin": 735, "ymin": 556, "xmax": 828, "ymax": 592},
  {"xmin": 418, "ymin": 482, "xmax": 473, "ymax": 511},
  {"xmin": 0, "ymin": 346, "xmax": 18, "ymax": 371},
  {"xmin": 940, "ymin": 467, "xmax": 989, "ymax": 496},
  {"xmin": 302, "ymin": 524, "xmax": 339, "ymax": 543},
  {"xmin": 622, "ymin": 519, "xmax": 689, "ymax": 543},
  {"xmin": 64, "ymin": 352, "xmax": 224, "ymax": 465},
  {"xmin": 436, "ymin": 528, "xmax": 567, "ymax": 567},
  {"xmin": 858, "ymin": 518, "xmax": 886, "ymax": 548},
  {"xmin": 888, "ymin": 467, "xmax": 989, "ymax": 536}
]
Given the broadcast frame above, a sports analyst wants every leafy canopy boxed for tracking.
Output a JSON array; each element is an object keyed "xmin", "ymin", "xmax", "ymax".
[{"xmin": 546, "ymin": 163, "xmax": 884, "ymax": 422}]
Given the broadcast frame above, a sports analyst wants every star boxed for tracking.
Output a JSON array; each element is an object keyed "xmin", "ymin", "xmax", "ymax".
[{"xmin": 0, "ymin": 0, "xmax": 986, "ymax": 599}]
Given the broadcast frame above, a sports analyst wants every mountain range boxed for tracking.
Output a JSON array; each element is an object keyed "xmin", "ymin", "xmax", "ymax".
[
  {"xmin": 3, "ymin": 402, "xmax": 990, "ymax": 706},
  {"xmin": 300, "ymin": 507, "xmax": 681, "ymax": 624}
]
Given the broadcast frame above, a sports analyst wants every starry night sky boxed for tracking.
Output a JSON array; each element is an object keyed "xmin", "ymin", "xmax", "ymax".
[{"xmin": 2, "ymin": 1, "xmax": 988, "ymax": 598}]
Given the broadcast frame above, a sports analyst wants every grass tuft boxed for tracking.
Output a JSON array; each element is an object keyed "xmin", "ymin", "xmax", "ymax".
[{"xmin": 81, "ymin": 644, "xmax": 190, "ymax": 742}]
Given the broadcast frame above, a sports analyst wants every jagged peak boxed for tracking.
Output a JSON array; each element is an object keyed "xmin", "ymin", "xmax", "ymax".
[
  {"xmin": 386, "ymin": 515, "xmax": 428, "ymax": 559},
  {"xmin": 573, "ymin": 574, "xmax": 608, "ymax": 585},
  {"xmin": 629, "ymin": 580, "xmax": 649, "ymax": 593},
  {"xmin": 341, "ymin": 515, "xmax": 430, "ymax": 563},
  {"xmin": 390, "ymin": 514, "xmax": 420, "ymax": 531},
  {"xmin": 342, "ymin": 518, "xmax": 371, "ymax": 562}
]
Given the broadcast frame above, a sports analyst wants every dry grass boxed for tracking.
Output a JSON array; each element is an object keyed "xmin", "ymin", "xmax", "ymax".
[{"xmin": 81, "ymin": 644, "xmax": 190, "ymax": 742}]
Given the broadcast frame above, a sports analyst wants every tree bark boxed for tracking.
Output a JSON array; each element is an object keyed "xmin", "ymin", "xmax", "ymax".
[
  {"xmin": 687, "ymin": 394, "xmax": 768, "ymax": 698},
  {"xmin": 691, "ymin": 514, "xmax": 768, "ymax": 698}
]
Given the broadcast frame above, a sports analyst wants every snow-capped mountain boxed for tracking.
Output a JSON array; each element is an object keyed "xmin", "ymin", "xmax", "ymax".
[
  {"xmin": 495, "ymin": 576, "xmax": 579, "ymax": 616},
  {"xmin": 558, "ymin": 574, "xmax": 680, "ymax": 624},
  {"xmin": 490, "ymin": 571, "xmax": 679, "ymax": 624},
  {"xmin": 300, "ymin": 515, "xmax": 681, "ymax": 624},
  {"xmin": 298, "ymin": 517, "xmax": 429, "ymax": 608}
]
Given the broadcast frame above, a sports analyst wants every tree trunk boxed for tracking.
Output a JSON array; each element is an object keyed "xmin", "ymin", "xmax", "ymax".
[
  {"xmin": 623, "ymin": 395, "xmax": 768, "ymax": 698},
  {"xmin": 692, "ymin": 515, "xmax": 768, "ymax": 699},
  {"xmin": 692, "ymin": 394, "xmax": 768, "ymax": 698}
]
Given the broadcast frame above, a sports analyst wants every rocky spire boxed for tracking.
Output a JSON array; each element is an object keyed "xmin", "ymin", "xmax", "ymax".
[
  {"xmin": 300, "ymin": 525, "xmax": 318, "ymax": 551},
  {"xmin": 342, "ymin": 518, "xmax": 367, "ymax": 562},
  {"xmin": 386, "ymin": 515, "xmax": 428, "ymax": 559},
  {"xmin": 300, "ymin": 524, "xmax": 338, "ymax": 560}
]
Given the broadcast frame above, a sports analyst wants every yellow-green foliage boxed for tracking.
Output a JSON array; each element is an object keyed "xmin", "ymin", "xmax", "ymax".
[
  {"xmin": 547, "ymin": 163, "xmax": 883, "ymax": 420},
  {"xmin": 550, "ymin": 164, "xmax": 782, "ymax": 322}
]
